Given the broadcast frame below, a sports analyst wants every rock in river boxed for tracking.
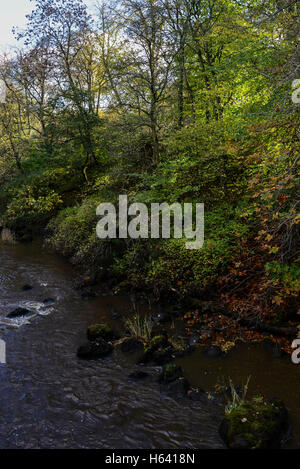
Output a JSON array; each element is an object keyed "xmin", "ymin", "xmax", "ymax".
[
  {"xmin": 77, "ymin": 339, "xmax": 113, "ymax": 360},
  {"xmin": 87, "ymin": 323, "xmax": 114, "ymax": 341},
  {"xmin": 159, "ymin": 363, "xmax": 183, "ymax": 384},
  {"xmin": 159, "ymin": 363, "xmax": 190, "ymax": 396},
  {"xmin": 219, "ymin": 397, "xmax": 289, "ymax": 449}
]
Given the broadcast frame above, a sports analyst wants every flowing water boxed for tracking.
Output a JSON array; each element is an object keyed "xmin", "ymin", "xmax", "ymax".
[{"xmin": 0, "ymin": 241, "xmax": 299, "ymax": 449}]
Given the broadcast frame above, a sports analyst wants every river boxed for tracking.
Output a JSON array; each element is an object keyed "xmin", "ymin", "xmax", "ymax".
[{"xmin": 0, "ymin": 241, "xmax": 299, "ymax": 448}]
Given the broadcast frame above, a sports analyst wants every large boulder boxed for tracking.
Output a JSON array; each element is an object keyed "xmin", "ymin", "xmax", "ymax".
[
  {"xmin": 219, "ymin": 397, "xmax": 289, "ymax": 449},
  {"xmin": 77, "ymin": 339, "xmax": 113, "ymax": 360},
  {"xmin": 87, "ymin": 323, "xmax": 114, "ymax": 341}
]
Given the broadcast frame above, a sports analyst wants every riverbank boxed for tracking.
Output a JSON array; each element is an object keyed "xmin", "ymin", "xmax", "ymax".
[{"xmin": 1, "ymin": 227, "xmax": 297, "ymax": 357}]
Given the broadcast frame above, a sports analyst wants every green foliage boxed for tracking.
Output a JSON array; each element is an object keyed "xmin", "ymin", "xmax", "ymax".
[
  {"xmin": 225, "ymin": 376, "xmax": 251, "ymax": 415},
  {"xmin": 3, "ymin": 189, "xmax": 62, "ymax": 231},
  {"xmin": 265, "ymin": 260, "xmax": 300, "ymax": 295},
  {"xmin": 133, "ymin": 122, "xmax": 245, "ymax": 207},
  {"xmin": 125, "ymin": 314, "xmax": 153, "ymax": 344},
  {"xmin": 47, "ymin": 197, "xmax": 98, "ymax": 258},
  {"xmin": 113, "ymin": 204, "xmax": 250, "ymax": 294}
]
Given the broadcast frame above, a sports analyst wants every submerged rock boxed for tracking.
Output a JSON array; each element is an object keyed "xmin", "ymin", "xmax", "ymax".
[
  {"xmin": 128, "ymin": 370, "xmax": 149, "ymax": 381},
  {"xmin": 159, "ymin": 364, "xmax": 189, "ymax": 395},
  {"xmin": 22, "ymin": 284, "xmax": 33, "ymax": 291},
  {"xmin": 74, "ymin": 275, "xmax": 97, "ymax": 290},
  {"xmin": 87, "ymin": 323, "xmax": 114, "ymax": 341},
  {"xmin": 159, "ymin": 363, "xmax": 183, "ymax": 384},
  {"xmin": 163, "ymin": 378, "xmax": 190, "ymax": 395},
  {"xmin": 187, "ymin": 388, "xmax": 206, "ymax": 401},
  {"xmin": 7, "ymin": 307, "xmax": 32, "ymax": 318},
  {"xmin": 77, "ymin": 339, "xmax": 113, "ymax": 360},
  {"xmin": 219, "ymin": 397, "xmax": 289, "ymax": 449}
]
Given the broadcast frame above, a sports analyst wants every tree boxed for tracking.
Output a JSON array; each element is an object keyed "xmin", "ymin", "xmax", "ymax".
[
  {"xmin": 15, "ymin": 0, "xmax": 99, "ymax": 169},
  {"xmin": 99, "ymin": 0, "xmax": 176, "ymax": 164}
]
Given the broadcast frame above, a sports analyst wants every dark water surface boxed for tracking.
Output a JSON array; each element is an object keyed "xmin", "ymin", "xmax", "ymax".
[{"xmin": 0, "ymin": 241, "xmax": 299, "ymax": 448}]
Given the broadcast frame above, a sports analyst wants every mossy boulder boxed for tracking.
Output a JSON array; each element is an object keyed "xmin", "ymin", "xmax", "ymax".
[
  {"xmin": 139, "ymin": 335, "xmax": 174, "ymax": 365},
  {"xmin": 219, "ymin": 397, "xmax": 289, "ymax": 449},
  {"xmin": 87, "ymin": 323, "xmax": 114, "ymax": 341},
  {"xmin": 77, "ymin": 339, "xmax": 113, "ymax": 360}
]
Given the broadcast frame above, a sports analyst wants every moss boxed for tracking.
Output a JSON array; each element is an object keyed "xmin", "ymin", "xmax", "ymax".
[
  {"xmin": 140, "ymin": 335, "xmax": 174, "ymax": 365},
  {"xmin": 149, "ymin": 335, "xmax": 169, "ymax": 351},
  {"xmin": 87, "ymin": 323, "xmax": 114, "ymax": 341},
  {"xmin": 221, "ymin": 397, "xmax": 288, "ymax": 449}
]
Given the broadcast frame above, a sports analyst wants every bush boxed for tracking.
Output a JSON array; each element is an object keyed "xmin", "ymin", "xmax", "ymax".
[{"xmin": 113, "ymin": 204, "xmax": 250, "ymax": 295}]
